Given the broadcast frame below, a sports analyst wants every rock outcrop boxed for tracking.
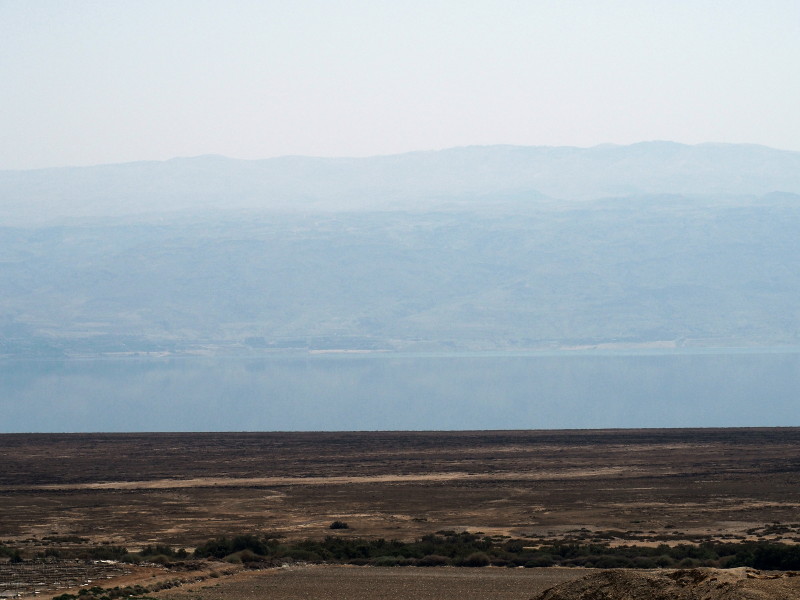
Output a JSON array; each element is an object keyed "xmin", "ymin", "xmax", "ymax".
[{"xmin": 531, "ymin": 568, "xmax": 800, "ymax": 600}]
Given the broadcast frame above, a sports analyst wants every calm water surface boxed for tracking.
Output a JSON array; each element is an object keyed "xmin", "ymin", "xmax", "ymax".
[{"xmin": 1, "ymin": 350, "xmax": 798, "ymax": 432}]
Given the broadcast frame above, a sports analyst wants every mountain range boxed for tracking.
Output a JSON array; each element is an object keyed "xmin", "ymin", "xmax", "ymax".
[{"xmin": 1, "ymin": 142, "xmax": 799, "ymax": 356}]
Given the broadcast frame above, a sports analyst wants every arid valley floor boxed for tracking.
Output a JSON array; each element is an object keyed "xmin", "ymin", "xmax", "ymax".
[{"xmin": 2, "ymin": 428, "xmax": 800, "ymax": 599}]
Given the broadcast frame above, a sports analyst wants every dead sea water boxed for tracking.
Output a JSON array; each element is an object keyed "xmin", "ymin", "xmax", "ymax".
[{"xmin": 1, "ymin": 349, "xmax": 799, "ymax": 432}]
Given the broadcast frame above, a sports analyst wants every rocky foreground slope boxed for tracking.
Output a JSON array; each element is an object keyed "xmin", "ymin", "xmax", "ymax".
[{"xmin": 532, "ymin": 568, "xmax": 800, "ymax": 600}]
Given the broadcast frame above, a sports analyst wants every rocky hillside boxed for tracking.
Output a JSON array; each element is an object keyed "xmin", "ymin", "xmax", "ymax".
[{"xmin": 532, "ymin": 568, "xmax": 800, "ymax": 600}]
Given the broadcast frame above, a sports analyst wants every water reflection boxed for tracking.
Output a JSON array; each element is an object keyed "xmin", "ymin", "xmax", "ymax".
[{"xmin": 1, "ymin": 351, "xmax": 798, "ymax": 432}]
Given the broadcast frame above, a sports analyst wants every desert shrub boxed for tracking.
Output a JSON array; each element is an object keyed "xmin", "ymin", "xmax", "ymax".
[
  {"xmin": 238, "ymin": 549, "xmax": 261, "ymax": 563},
  {"xmin": 548, "ymin": 543, "xmax": 590, "ymax": 560},
  {"xmin": 372, "ymin": 555, "xmax": 401, "ymax": 567},
  {"xmin": 525, "ymin": 555, "xmax": 554, "ymax": 568},
  {"xmin": 194, "ymin": 537, "xmax": 233, "ymax": 559},
  {"xmin": 140, "ymin": 544, "xmax": 176, "ymax": 558},
  {"xmin": 44, "ymin": 535, "xmax": 89, "ymax": 544},
  {"xmin": 122, "ymin": 553, "xmax": 142, "ymax": 564},
  {"xmin": 108, "ymin": 585, "xmax": 146, "ymax": 598},
  {"xmin": 194, "ymin": 534, "xmax": 273, "ymax": 559},
  {"xmin": 417, "ymin": 554, "xmax": 451, "ymax": 567},
  {"xmin": 717, "ymin": 554, "xmax": 740, "ymax": 568},
  {"xmin": 416, "ymin": 531, "xmax": 493, "ymax": 560},
  {"xmin": 41, "ymin": 547, "xmax": 62, "ymax": 559},
  {"xmin": 152, "ymin": 580, "xmax": 178, "ymax": 591},
  {"xmin": 329, "ymin": 521, "xmax": 349, "ymax": 530},
  {"xmin": 81, "ymin": 546, "xmax": 129, "ymax": 561},
  {"xmin": 391, "ymin": 557, "xmax": 416, "ymax": 566},
  {"xmin": 135, "ymin": 532, "xmax": 800, "ymax": 572},
  {"xmin": 503, "ymin": 540, "xmax": 525, "ymax": 553},
  {"xmin": 752, "ymin": 543, "xmax": 800, "ymax": 570},
  {"xmin": 632, "ymin": 556, "xmax": 658, "ymax": 569},
  {"xmin": 459, "ymin": 552, "xmax": 490, "ymax": 567},
  {"xmin": 669, "ymin": 543, "xmax": 715, "ymax": 561},
  {"xmin": 678, "ymin": 557, "xmax": 700, "ymax": 568},
  {"xmin": 283, "ymin": 548, "xmax": 323, "ymax": 562},
  {"xmin": 67, "ymin": 584, "xmax": 151, "ymax": 600},
  {"xmin": 654, "ymin": 554, "xmax": 676, "ymax": 567},
  {"xmin": 594, "ymin": 556, "xmax": 634, "ymax": 568},
  {"xmin": 232, "ymin": 534, "xmax": 270, "ymax": 555}
]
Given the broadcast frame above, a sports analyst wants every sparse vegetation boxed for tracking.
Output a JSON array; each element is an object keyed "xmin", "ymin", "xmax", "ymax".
[
  {"xmin": 187, "ymin": 531, "xmax": 800, "ymax": 570},
  {"xmin": 3, "ymin": 531, "xmax": 799, "ymax": 573},
  {"xmin": 3, "ymin": 429, "xmax": 800, "ymax": 600},
  {"xmin": 52, "ymin": 584, "xmax": 153, "ymax": 600}
]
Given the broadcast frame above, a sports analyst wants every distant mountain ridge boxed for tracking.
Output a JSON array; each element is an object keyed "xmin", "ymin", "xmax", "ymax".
[
  {"xmin": 2, "ymin": 141, "xmax": 800, "ymax": 356},
  {"xmin": 2, "ymin": 142, "xmax": 800, "ymax": 224}
]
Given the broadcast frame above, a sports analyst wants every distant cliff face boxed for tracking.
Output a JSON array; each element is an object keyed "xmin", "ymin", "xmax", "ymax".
[{"xmin": 1, "ymin": 143, "xmax": 800, "ymax": 356}]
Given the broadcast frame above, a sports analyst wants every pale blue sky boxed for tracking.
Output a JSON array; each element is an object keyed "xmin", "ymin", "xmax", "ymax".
[{"xmin": 2, "ymin": 0, "xmax": 799, "ymax": 170}]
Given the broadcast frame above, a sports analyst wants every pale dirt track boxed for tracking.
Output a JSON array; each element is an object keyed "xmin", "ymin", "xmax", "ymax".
[{"xmin": 2, "ymin": 467, "xmax": 629, "ymax": 491}]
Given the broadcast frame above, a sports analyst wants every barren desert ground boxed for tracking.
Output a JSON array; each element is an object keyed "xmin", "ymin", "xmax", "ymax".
[
  {"xmin": 2, "ymin": 428, "xmax": 800, "ymax": 598},
  {"xmin": 3, "ymin": 429, "xmax": 800, "ymax": 547},
  {"xmin": 149, "ymin": 564, "xmax": 592, "ymax": 600}
]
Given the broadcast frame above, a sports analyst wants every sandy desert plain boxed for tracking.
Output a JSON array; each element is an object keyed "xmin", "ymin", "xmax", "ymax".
[{"xmin": 2, "ymin": 428, "xmax": 800, "ymax": 599}]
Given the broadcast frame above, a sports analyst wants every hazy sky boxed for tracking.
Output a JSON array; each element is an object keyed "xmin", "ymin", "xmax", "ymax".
[{"xmin": 2, "ymin": 0, "xmax": 799, "ymax": 170}]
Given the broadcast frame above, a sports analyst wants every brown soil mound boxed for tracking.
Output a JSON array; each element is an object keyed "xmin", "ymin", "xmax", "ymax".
[{"xmin": 531, "ymin": 568, "xmax": 800, "ymax": 600}]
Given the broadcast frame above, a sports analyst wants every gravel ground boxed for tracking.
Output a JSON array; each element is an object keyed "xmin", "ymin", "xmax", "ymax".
[{"xmin": 153, "ymin": 565, "xmax": 591, "ymax": 600}]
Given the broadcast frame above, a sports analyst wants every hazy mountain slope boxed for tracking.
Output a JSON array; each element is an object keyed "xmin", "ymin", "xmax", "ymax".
[
  {"xmin": 2, "ymin": 142, "xmax": 800, "ymax": 356},
  {"xmin": 2, "ymin": 142, "xmax": 800, "ymax": 225},
  {"xmin": 2, "ymin": 194, "xmax": 799, "ymax": 356}
]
